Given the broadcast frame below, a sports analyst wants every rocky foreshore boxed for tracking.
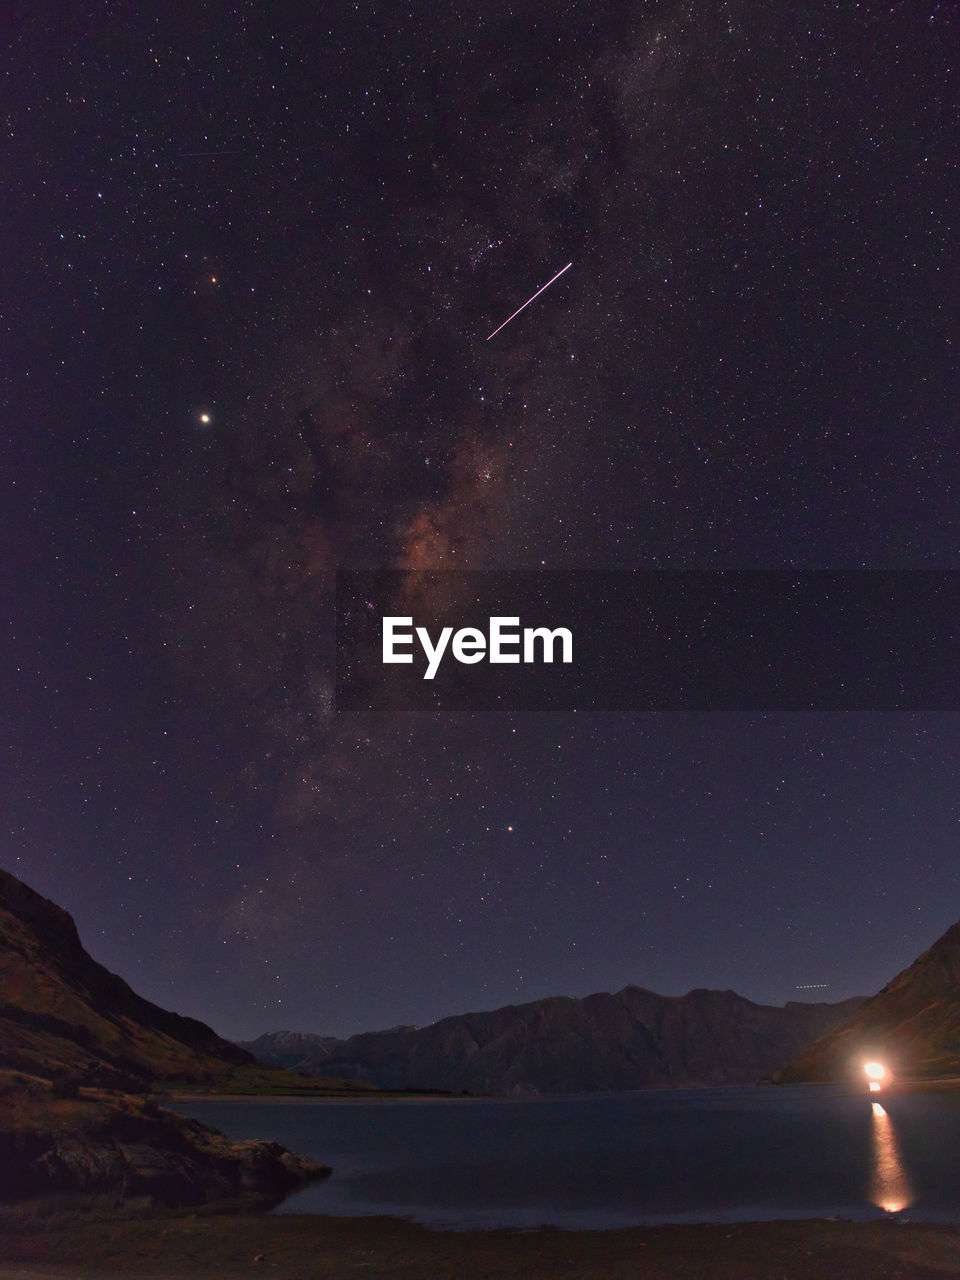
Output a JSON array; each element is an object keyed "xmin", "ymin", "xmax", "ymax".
[{"xmin": 0, "ymin": 1073, "xmax": 329, "ymax": 1212}]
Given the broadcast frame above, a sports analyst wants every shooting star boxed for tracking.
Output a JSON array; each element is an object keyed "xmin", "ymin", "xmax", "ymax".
[{"xmin": 486, "ymin": 262, "xmax": 572, "ymax": 341}]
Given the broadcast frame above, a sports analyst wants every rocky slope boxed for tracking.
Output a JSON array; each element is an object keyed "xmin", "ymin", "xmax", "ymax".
[
  {"xmin": 244, "ymin": 987, "xmax": 865, "ymax": 1095},
  {"xmin": 0, "ymin": 867, "xmax": 252, "ymax": 1091},
  {"xmin": 777, "ymin": 919, "xmax": 960, "ymax": 1083},
  {"xmin": 0, "ymin": 868, "xmax": 331, "ymax": 1209}
]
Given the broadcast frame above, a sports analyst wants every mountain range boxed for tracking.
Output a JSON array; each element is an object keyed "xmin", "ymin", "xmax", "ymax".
[
  {"xmin": 5, "ymin": 856, "xmax": 959, "ymax": 1214},
  {"xmin": 242, "ymin": 986, "xmax": 866, "ymax": 1096}
]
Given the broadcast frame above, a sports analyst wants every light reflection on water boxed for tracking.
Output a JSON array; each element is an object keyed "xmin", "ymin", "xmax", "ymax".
[
  {"xmin": 175, "ymin": 1086, "xmax": 960, "ymax": 1230},
  {"xmin": 870, "ymin": 1101, "xmax": 913, "ymax": 1214}
]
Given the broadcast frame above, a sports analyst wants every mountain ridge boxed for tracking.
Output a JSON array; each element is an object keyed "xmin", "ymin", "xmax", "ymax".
[{"xmin": 242, "ymin": 984, "xmax": 866, "ymax": 1096}]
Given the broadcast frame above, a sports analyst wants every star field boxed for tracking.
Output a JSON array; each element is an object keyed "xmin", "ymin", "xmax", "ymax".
[{"xmin": 2, "ymin": 1, "xmax": 958, "ymax": 1039}]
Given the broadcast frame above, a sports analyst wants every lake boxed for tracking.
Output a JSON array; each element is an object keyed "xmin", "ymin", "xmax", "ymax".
[{"xmin": 176, "ymin": 1086, "xmax": 960, "ymax": 1230}]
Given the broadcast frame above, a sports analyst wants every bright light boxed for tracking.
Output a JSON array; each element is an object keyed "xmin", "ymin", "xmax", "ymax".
[
  {"xmin": 199, "ymin": 413, "xmax": 211, "ymax": 424},
  {"xmin": 869, "ymin": 1081, "xmax": 881, "ymax": 1092},
  {"xmin": 864, "ymin": 1062, "xmax": 885, "ymax": 1080}
]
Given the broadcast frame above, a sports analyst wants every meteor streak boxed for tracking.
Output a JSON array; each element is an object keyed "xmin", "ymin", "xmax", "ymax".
[{"xmin": 486, "ymin": 262, "xmax": 572, "ymax": 341}]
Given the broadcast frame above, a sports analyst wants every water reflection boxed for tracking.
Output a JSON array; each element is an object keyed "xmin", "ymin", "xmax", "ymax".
[{"xmin": 870, "ymin": 1102, "xmax": 913, "ymax": 1213}]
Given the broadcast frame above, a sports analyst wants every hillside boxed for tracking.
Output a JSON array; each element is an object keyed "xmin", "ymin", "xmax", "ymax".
[
  {"xmin": 244, "ymin": 986, "xmax": 865, "ymax": 1096},
  {"xmin": 777, "ymin": 919, "xmax": 960, "ymax": 1083},
  {"xmin": 0, "ymin": 866, "xmax": 338, "ymax": 1210},
  {"xmin": 0, "ymin": 867, "xmax": 258, "ymax": 1090}
]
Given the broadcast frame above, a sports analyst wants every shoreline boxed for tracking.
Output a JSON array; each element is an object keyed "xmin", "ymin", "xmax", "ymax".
[
  {"xmin": 162, "ymin": 1079, "xmax": 960, "ymax": 1106},
  {"xmin": 2, "ymin": 1211, "xmax": 960, "ymax": 1279},
  {"xmin": 162, "ymin": 1089, "xmax": 471, "ymax": 1103}
]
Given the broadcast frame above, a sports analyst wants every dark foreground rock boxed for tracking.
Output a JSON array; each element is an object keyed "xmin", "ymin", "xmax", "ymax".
[{"xmin": 0, "ymin": 1073, "xmax": 328, "ymax": 1210}]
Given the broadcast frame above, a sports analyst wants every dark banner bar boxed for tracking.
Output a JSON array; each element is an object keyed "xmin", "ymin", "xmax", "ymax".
[{"xmin": 335, "ymin": 571, "xmax": 960, "ymax": 712}]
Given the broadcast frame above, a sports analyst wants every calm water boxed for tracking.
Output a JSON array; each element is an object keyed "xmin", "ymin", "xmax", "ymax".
[{"xmin": 176, "ymin": 1087, "xmax": 960, "ymax": 1230}]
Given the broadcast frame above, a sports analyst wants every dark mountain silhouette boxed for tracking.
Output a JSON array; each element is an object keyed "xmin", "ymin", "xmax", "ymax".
[
  {"xmin": 777, "ymin": 920, "xmax": 960, "ymax": 1083},
  {"xmin": 243, "ymin": 986, "xmax": 865, "ymax": 1096},
  {"xmin": 0, "ymin": 867, "xmax": 331, "ymax": 1208},
  {"xmin": 0, "ymin": 866, "xmax": 253, "ymax": 1090}
]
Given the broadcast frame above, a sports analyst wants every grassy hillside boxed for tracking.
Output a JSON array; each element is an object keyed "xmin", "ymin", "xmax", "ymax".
[{"xmin": 777, "ymin": 921, "xmax": 960, "ymax": 1083}]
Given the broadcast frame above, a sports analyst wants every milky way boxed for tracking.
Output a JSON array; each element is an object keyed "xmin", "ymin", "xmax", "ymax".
[{"xmin": 3, "ymin": 2, "xmax": 958, "ymax": 1038}]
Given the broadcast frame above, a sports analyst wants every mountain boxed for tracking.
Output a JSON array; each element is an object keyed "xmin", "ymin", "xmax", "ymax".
[
  {"xmin": 244, "ymin": 987, "xmax": 865, "ymax": 1096},
  {"xmin": 239, "ymin": 1030, "xmax": 346, "ymax": 1072},
  {"xmin": 777, "ymin": 920, "xmax": 960, "ymax": 1083},
  {"xmin": 0, "ymin": 866, "xmax": 254, "ymax": 1090},
  {"xmin": 0, "ymin": 867, "xmax": 331, "ymax": 1209}
]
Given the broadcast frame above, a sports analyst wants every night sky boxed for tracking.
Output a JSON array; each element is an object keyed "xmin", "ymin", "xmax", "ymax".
[{"xmin": 3, "ymin": 2, "xmax": 958, "ymax": 1041}]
